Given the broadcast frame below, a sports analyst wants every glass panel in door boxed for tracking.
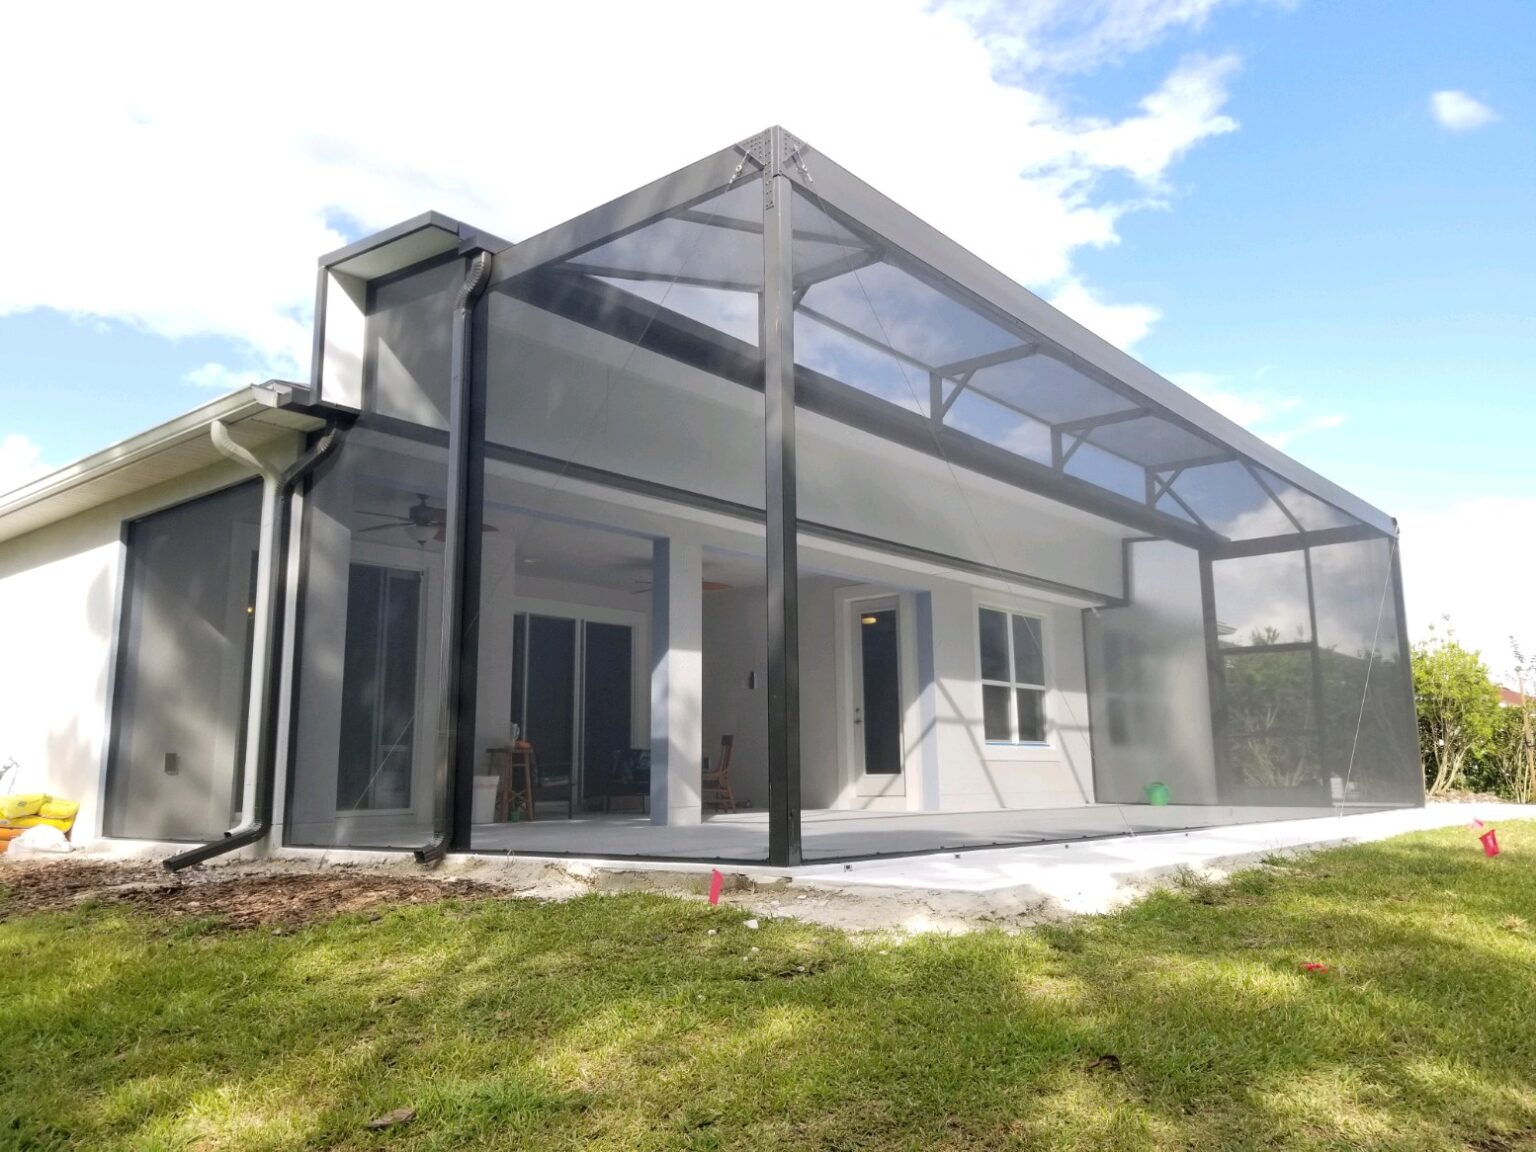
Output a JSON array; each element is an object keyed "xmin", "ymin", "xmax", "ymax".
[
  {"xmin": 855, "ymin": 601, "xmax": 903, "ymax": 782},
  {"xmin": 516, "ymin": 615, "xmax": 577, "ymax": 812},
  {"xmin": 337, "ymin": 564, "xmax": 422, "ymax": 811},
  {"xmin": 582, "ymin": 622, "xmax": 634, "ymax": 807}
]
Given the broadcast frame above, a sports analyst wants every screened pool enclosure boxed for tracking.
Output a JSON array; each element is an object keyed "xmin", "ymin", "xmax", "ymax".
[{"xmin": 284, "ymin": 126, "xmax": 1420, "ymax": 865}]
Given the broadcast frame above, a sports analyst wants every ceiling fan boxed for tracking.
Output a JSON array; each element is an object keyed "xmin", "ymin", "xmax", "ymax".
[
  {"xmin": 630, "ymin": 578, "xmax": 732, "ymax": 595},
  {"xmin": 357, "ymin": 494, "xmax": 498, "ymax": 545}
]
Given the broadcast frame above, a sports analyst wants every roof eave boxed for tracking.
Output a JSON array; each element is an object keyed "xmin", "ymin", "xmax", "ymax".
[{"xmin": 0, "ymin": 382, "xmax": 330, "ymax": 537}]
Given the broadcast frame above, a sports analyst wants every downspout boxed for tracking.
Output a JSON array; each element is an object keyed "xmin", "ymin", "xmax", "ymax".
[
  {"xmin": 416, "ymin": 250, "xmax": 494, "ymax": 864},
  {"xmin": 164, "ymin": 421, "xmax": 344, "ymax": 871}
]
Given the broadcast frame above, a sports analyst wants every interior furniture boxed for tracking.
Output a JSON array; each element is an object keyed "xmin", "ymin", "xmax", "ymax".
[
  {"xmin": 604, "ymin": 748, "xmax": 651, "ymax": 813},
  {"xmin": 701, "ymin": 735, "xmax": 736, "ymax": 813},
  {"xmin": 487, "ymin": 744, "xmax": 535, "ymax": 822},
  {"xmin": 529, "ymin": 741, "xmax": 574, "ymax": 820}
]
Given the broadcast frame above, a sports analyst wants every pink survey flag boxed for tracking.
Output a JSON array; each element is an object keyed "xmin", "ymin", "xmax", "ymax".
[{"xmin": 708, "ymin": 869, "xmax": 723, "ymax": 905}]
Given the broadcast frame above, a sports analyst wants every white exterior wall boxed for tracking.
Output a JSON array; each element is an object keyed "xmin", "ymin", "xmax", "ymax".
[
  {"xmin": 701, "ymin": 587, "xmax": 769, "ymax": 810},
  {"xmin": 0, "ymin": 456, "xmax": 277, "ymax": 842},
  {"xmin": 928, "ymin": 581, "xmax": 1096, "ymax": 810},
  {"xmin": 791, "ymin": 560, "xmax": 1099, "ymax": 815}
]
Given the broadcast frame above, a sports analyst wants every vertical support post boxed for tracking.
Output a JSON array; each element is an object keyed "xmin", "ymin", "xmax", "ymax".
[
  {"xmin": 1303, "ymin": 547, "xmax": 1329, "ymax": 799},
  {"xmin": 1388, "ymin": 527, "xmax": 1425, "ymax": 804},
  {"xmin": 424, "ymin": 251, "xmax": 492, "ymax": 860},
  {"xmin": 914, "ymin": 592, "xmax": 941, "ymax": 812},
  {"xmin": 1198, "ymin": 550, "xmax": 1230, "ymax": 802},
  {"xmin": 928, "ymin": 371, "xmax": 943, "ymax": 424},
  {"xmin": 763, "ymin": 126, "xmax": 802, "ymax": 866},
  {"xmin": 450, "ymin": 283, "xmax": 491, "ymax": 851}
]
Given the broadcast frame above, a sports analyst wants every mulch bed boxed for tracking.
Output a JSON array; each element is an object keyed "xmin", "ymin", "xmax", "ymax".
[{"xmin": 0, "ymin": 859, "xmax": 506, "ymax": 929}]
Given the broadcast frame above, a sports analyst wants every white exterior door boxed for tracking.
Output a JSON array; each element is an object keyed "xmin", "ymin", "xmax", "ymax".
[{"xmin": 849, "ymin": 595, "xmax": 906, "ymax": 798}]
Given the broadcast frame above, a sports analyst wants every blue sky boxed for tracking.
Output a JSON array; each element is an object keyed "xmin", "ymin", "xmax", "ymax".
[
  {"xmin": 0, "ymin": 0, "xmax": 1530, "ymax": 670},
  {"xmin": 1067, "ymin": 0, "xmax": 1535, "ymax": 517}
]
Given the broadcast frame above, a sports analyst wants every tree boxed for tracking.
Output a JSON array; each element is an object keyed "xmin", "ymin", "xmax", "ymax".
[
  {"xmin": 1412, "ymin": 622, "xmax": 1501, "ymax": 796},
  {"xmin": 1505, "ymin": 640, "xmax": 1536, "ymax": 804}
]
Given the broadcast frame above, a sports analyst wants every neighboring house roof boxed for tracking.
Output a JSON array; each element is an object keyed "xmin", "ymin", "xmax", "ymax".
[
  {"xmin": 1498, "ymin": 685, "xmax": 1528, "ymax": 708},
  {"xmin": 0, "ymin": 382, "xmax": 327, "ymax": 545}
]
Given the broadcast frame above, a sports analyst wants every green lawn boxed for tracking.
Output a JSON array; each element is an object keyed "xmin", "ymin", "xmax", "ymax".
[{"xmin": 2, "ymin": 825, "xmax": 1534, "ymax": 1151}]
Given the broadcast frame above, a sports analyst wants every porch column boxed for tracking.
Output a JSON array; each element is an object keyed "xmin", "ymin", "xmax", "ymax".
[
  {"xmin": 650, "ymin": 537, "xmax": 703, "ymax": 825},
  {"xmin": 474, "ymin": 533, "xmax": 518, "ymax": 761}
]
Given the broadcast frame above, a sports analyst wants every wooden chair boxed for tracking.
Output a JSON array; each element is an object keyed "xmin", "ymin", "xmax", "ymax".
[{"xmin": 701, "ymin": 735, "xmax": 736, "ymax": 814}]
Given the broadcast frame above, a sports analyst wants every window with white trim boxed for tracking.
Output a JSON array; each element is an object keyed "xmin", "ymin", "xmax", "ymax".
[{"xmin": 978, "ymin": 607, "xmax": 1047, "ymax": 743}]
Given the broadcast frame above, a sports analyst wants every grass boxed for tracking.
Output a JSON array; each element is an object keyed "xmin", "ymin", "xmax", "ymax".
[{"xmin": 3, "ymin": 824, "xmax": 1535, "ymax": 1151}]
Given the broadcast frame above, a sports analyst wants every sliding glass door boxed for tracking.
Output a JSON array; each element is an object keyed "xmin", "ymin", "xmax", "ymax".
[
  {"xmin": 582, "ymin": 622, "xmax": 634, "ymax": 805},
  {"xmin": 509, "ymin": 612, "xmax": 634, "ymax": 812}
]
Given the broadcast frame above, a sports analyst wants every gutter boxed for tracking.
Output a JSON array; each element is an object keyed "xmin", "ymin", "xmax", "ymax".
[
  {"xmin": 415, "ymin": 250, "xmax": 494, "ymax": 864},
  {"xmin": 164, "ymin": 421, "xmax": 345, "ymax": 872},
  {"xmin": 0, "ymin": 382, "xmax": 317, "ymax": 525}
]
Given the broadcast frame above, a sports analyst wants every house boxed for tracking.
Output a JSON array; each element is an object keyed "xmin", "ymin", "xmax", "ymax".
[{"xmin": 0, "ymin": 127, "xmax": 1424, "ymax": 868}]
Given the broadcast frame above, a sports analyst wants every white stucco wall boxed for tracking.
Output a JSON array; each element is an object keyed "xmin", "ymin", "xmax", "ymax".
[
  {"xmin": 927, "ymin": 582, "xmax": 1096, "ymax": 811},
  {"xmin": 701, "ymin": 586, "xmax": 769, "ymax": 810},
  {"xmin": 790, "ymin": 560, "xmax": 1099, "ymax": 815}
]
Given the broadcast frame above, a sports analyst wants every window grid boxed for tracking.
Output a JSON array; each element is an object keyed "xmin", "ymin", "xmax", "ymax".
[{"xmin": 979, "ymin": 607, "xmax": 1047, "ymax": 744}]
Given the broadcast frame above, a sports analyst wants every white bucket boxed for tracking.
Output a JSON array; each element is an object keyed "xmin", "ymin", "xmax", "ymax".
[{"xmin": 471, "ymin": 775, "xmax": 500, "ymax": 824}]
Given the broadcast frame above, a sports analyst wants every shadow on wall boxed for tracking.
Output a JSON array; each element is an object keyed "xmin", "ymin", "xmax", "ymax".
[{"xmin": 52, "ymin": 562, "xmax": 119, "ymax": 837}]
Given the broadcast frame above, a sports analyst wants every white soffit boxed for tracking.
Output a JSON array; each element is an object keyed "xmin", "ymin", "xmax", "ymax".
[{"xmin": 327, "ymin": 225, "xmax": 461, "ymax": 280}]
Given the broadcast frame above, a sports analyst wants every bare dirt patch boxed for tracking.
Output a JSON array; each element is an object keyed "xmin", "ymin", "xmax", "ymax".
[{"xmin": 0, "ymin": 858, "xmax": 507, "ymax": 929}]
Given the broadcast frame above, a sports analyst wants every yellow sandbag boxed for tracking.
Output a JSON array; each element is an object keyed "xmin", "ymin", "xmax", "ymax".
[
  {"xmin": 0, "ymin": 794, "xmax": 45, "ymax": 820},
  {"xmin": 1, "ymin": 815, "xmax": 74, "ymax": 833},
  {"xmin": 39, "ymin": 798, "xmax": 79, "ymax": 821}
]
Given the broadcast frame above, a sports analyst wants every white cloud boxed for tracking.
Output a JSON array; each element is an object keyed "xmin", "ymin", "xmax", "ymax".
[
  {"xmin": 1165, "ymin": 371, "xmax": 1285, "ymax": 425},
  {"xmin": 1038, "ymin": 54, "xmax": 1241, "ymax": 188},
  {"xmin": 1165, "ymin": 370, "xmax": 1345, "ymax": 449},
  {"xmin": 1429, "ymin": 90, "xmax": 1497, "ymax": 132},
  {"xmin": 1400, "ymin": 497, "xmax": 1536, "ymax": 683},
  {"xmin": 1049, "ymin": 277, "xmax": 1161, "ymax": 350},
  {"xmin": 0, "ymin": 435, "xmax": 50, "ymax": 494},
  {"xmin": 185, "ymin": 362, "xmax": 266, "ymax": 392},
  {"xmin": 944, "ymin": 0, "xmax": 1235, "ymax": 75},
  {"xmin": 1265, "ymin": 412, "xmax": 1345, "ymax": 448},
  {"xmin": 0, "ymin": 0, "xmax": 1245, "ymax": 384}
]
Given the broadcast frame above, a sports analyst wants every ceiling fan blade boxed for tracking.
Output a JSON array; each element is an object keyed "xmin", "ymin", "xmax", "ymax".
[
  {"xmin": 630, "ymin": 580, "xmax": 730, "ymax": 594},
  {"xmin": 357, "ymin": 521, "xmax": 412, "ymax": 534}
]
